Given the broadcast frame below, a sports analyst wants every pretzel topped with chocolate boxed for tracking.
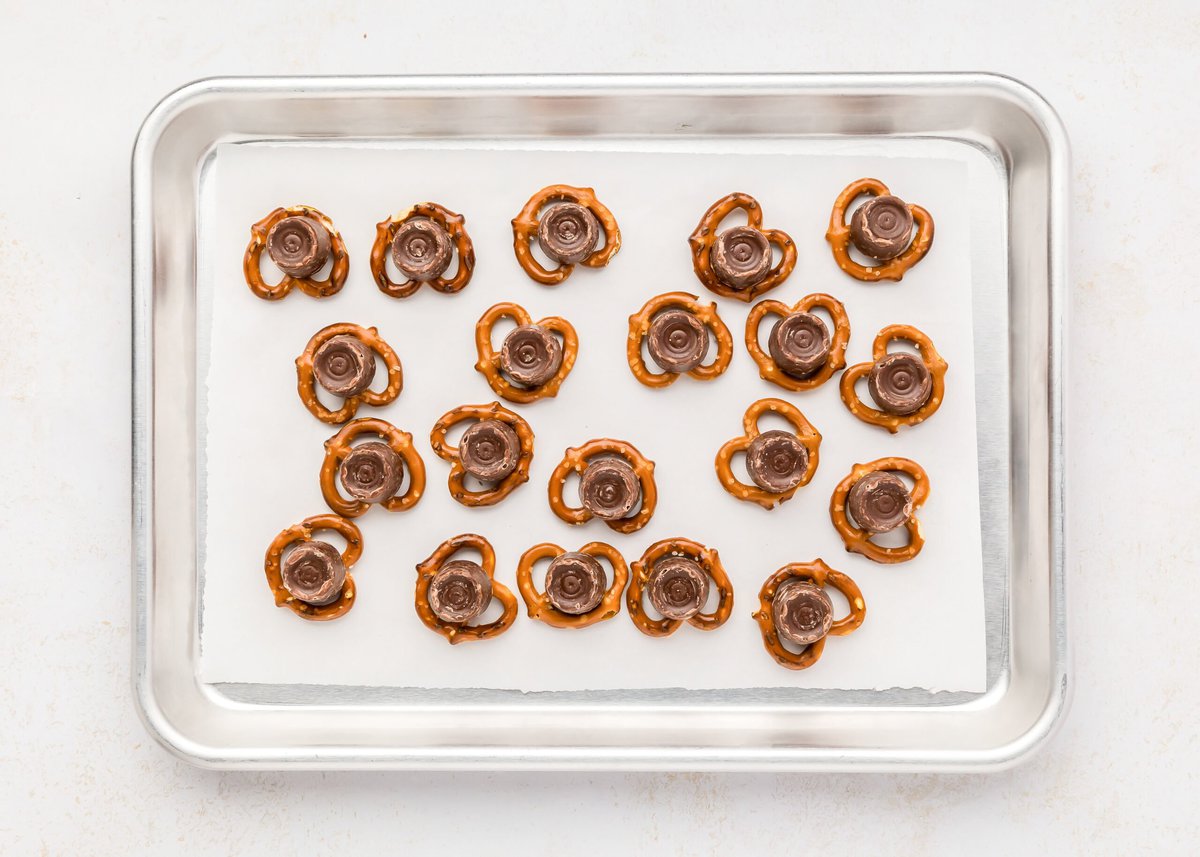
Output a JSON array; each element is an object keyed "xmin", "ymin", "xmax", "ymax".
[
  {"xmin": 627, "ymin": 538, "xmax": 733, "ymax": 637},
  {"xmin": 511, "ymin": 185, "xmax": 621, "ymax": 284},
  {"xmin": 296, "ymin": 323, "xmax": 403, "ymax": 424},
  {"xmin": 752, "ymin": 559, "xmax": 866, "ymax": 670},
  {"xmin": 414, "ymin": 533, "xmax": 518, "ymax": 644},
  {"xmin": 830, "ymin": 457, "xmax": 930, "ymax": 564},
  {"xmin": 369, "ymin": 202, "xmax": 475, "ymax": 298},
  {"xmin": 243, "ymin": 206, "xmax": 349, "ymax": 300},
  {"xmin": 715, "ymin": 398, "xmax": 821, "ymax": 510},
  {"xmin": 474, "ymin": 302, "xmax": 578, "ymax": 404},
  {"xmin": 516, "ymin": 541, "xmax": 629, "ymax": 629},
  {"xmin": 548, "ymin": 438, "xmax": 657, "ymax": 534},
  {"xmin": 826, "ymin": 179, "xmax": 934, "ymax": 281},
  {"xmin": 627, "ymin": 291, "xmax": 733, "ymax": 387},
  {"xmin": 688, "ymin": 192, "xmax": 796, "ymax": 302},
  {"xmin": 319, "ymin": 418, "xmax": 425, "ymax": 518},
  {"xmin": 746, "ymin": 293, "xmax": 851, "ymax": 392},
  {"xmin": 264, "ymin": 514, "xmax": 363, "ymax": 621},
  {"xmin": 429, "ymin": 402, "xmax": 534, "ymax": 507},
  {"xmin": 840, "ymin": 324, "xmax": 947, "ymax": 432}
]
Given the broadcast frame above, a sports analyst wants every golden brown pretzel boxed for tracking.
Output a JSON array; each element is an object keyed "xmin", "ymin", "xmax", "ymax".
[
  {"xmin": 263, "ymin": 514, "xmax": 363, "ymax": 621},
  {"xmin": 295, "ymin": 323, "xmax": 403, "ymax": 424},
  {"xmin": 511, "ymin": 184, "xmax": 621, "ymax": 284},
  {"xmin": 548, "ymin": 438, "xmax": 657, "ymax": 534},
  {"xmin": 627, "ymin": 538, "xmax": 733, "ymax": 637},
  {"xmin": 715, "ymin": 398, "xmax": 821, "ymax": 510},
  {"xmin": 825, "ymin": 178, "xmax": 934, "ymax": 281},
  {"xmin": 414, "ymin": 533, "xmax": 518, "ymax": 644},
  {"xmin": 369, "ymin": 202, "xmax": 475, "ymax": 298},
  {"xmin": 626, "ymin": 291, "xmax": 733, "ymax": 387},
  {"xmin": 474, "ymin": 302, "xmax": 578, "ymax": 403},
  {"xmin": 745, "ymin": 293, "xmax": 850, "ymax": 392},
  {"xmin": 839, "ymin": 324, "xmax": 947, "ymax": 432},
  {"xmin": 429, "ymin": 402, "xmax": 534, "ymax": 507},
  {"xmin": 830, "ymin": 457, "xmax": 930, "ymax": 563},
  {"xmin": 516, "ymin": 541, "xmax": 629, "ymax": 629},
  {"xmin": 688, "ymin": 192, "xmax": 796, "ymax": 302},
  {"xmin": 319, "ymin": 418, "xmax": 425, "ymax": 518},
  {"xmin": 243, "ymin": 206, "xmax": 349, "ymax": 300},
  {"xmin": 751, "ymin": 559, "xmax": 866, "ymax": 670}
]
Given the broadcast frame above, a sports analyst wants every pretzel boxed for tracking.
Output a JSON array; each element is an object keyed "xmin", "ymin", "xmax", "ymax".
[
  {"xmin": 715, "ymin": 398, "xmax": 821, "ymax": 510},
  {"xmin": 243, "ymin": 206, "xmax": 349, "ymax": 300},
  {"xmin": 830, "ymin": 457, "xmax": 930, "ymax": 563},
  {"xmin": 296, "ymin": 323, "xmax": 403, "ymax": 424},
  {"xmin": 840, "ymin": 324, "xmax": 947, "ymax": 432},
  {"xmin": 825, "ymin": 178, "xmax": 934, "ymax": 281},
  {"xmin": 745, "ymin": 293, "xmax": 850, "ymax": 392},
  {"xmin": 263, "ymin": 514, "xmax": 363, "ymax": 621},
  {"xmin": 626, "ymin": 291, "xmax": 733, "ymax": 387},
  {"xmin": 516, "ymin": 541, "xmax": 629, "ymax": 629},
  {"xmin": 474, "ymin": 302, "xmax": 578, "ymax": 403},
  {"xmin": 414, "ymin": 533, "xmax": 518, "ymax": 644},
  {"xmin": 319, "ymin": 418, "xmax": 425, "ymax": 518},
  {"xmin": 369, "ymin": 202, "xmax": 475, "ymax": 298},
  {"xmin": 511, "ymin": 184, "xmax": 621, "ymax": 284},
  {"xmin": 627, "ymin": 538, "xmax": 733, "ymax": 637},
  {"xmin": 688, "ymin": 192, "xmax": 796, "ymax": 302},
  {"xmin": 429, "ymin": 402, "xmax": 534, "ymax": 507},
  {"xmin": 548, "ymin": 438, "xmax": 657, "ymax": 534},
  {"xmin": 751, "ymin": 559, "xmax": 866, "ymax": 670}
]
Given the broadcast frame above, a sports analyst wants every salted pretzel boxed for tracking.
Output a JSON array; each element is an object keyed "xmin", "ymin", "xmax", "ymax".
[
  {"xmin": 516, "ymin": 541, "xmax": 628, "ymax": 629},
  {"xmin": 414, "ymin": 533, "xmax": 518, "ymax": 644},
  {"xmin": 319, "ymin": 418, "xmax": 425, "ymax": 518},
  {"xmin": 429, "ymin": 402, "xmax": 534, "ymax": 507},
  {"xmin": 825, "ymin": 178, "xmax": 934, "ymax": 281},
  {"xmin": 474, "ymin": 302, "xmax": 578, "ymax": 403},
  {"xmin": 627, "ymin": 538, "xmax": 733, "ymax": 637},
  {"xmin": 688, "ymin": 192, "xmax": 796, "ymax": 302},
  {"xmin": 243, "ymin": 205, "xmax": 349, "ymax": 300},
  {"xmin": 263, "ymin": 514, "xmax": 363, "ymax": 621},
  {"xmin": 511, "ymin": 184, "xmax": 621, "ymax": 284},
  {"xmin": 548, "ymin": 438, "xmax": 657, "ymax": 534},
  {"xmin": 715, "ymin": 398, "xmax": 821, "ymax": 510},
  {"xmin": 626, "ymin": 291, "xmax": 733, "ymax": 387},
  {"xmin": 295, "ymin": 322, "xmax": 403, "ymax": 424},
  {"xmin": 830, "ymin": 457, "xmax": 930, "ymax": 564},
  {"xmin": 751, "ymin": 559, "xmax": 866, "ymax": 670},
  {"xmin": 745, "ymin": 293, "xmax": 850, "ymax": 392},
  {"xmin": 369, "ymin": 202, "xmax": 475, "ymax": 298},
  {"xmin": 840, "ymin": 324, "xmax": 947, "ymax": 432}
]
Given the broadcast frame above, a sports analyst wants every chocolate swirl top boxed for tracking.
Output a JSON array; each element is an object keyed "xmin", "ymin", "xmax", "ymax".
[
  {"xmin": 768, "ymin": 311, "xmax": 831, "ymax": 378},
  {"xmin": 772, "ymin": 579, "xmax": 834, "ymax": 646},
  {"xmin": 281, "ymin": 540, "xmax": 346, "ymax": 606},
  {"xmin": 313, "ymin": 334, "xmax": 377, "ymax": 397},
  {"xmin": 579, "ymin": 458, "xmax": 641, "ymax": 520},
  {"xmin": 537, "ymin": 202, "xmax": 601, "ymax": 265},
  {"xmin": 428, "ymin": 559, "xmax": 493, "ymax": 624},
  {"xmin": 499, "ymin": 325, "xmax": 563, "ymax": 388},
  {"xmin": 849, "ymin": 195, "xmax": 914, "ymax": 261},
  {"xmin": 338, "ymin": 441, "xmax": 404, "ymax": 503},
  {"xmin": 390, "ymin": 217, "xmax": 453, "ymax": 282},
  {"xmin": 544, "ymin": 551, "xmax": 606, "ymax": 615},
  {"xmin": 459, "ymin": 419, "xmax": 520, "ymax": 482},
  {"xmin": 709, "ymin": 226, "xmax": 771, "ymax": 290},
  {"xmin": 647, "ymin": 309, "xmax": 709, "ymax": 374},
  {"xmin": 745, "ymin": 430, "xmax": 809, "ymax": 494},
  {"xmin": 266, "ymin": 215, "xmax": 332, "ymax": 278},
  {"xmin": 647, "ymin": 556, "xmax": 710, "ymax": 621},
  {"xmin": 868, "ymin": 352, "xmax": 932, "ymax": 415},
  {"xmin": 848, "ymin": 471, "xmax": 913, "ymax": 533}
]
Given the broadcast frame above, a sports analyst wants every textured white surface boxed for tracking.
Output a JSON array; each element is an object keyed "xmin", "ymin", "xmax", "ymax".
[{"xmin": 0, "ymin": 1, "xmax": 1196, "ymax": 854}]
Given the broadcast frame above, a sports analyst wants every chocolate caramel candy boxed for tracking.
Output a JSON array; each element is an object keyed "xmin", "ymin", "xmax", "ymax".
[
  {"xmin": 428, "ymin": 559, "xmax": 493, "ymax": 624},
  {"xmin": 709, "ymin": 226, "xmax": 771, "ymax": 290},
  {"xmin": 868, "ymin": 352, "xmax": 932, "ymax": 415},
  {"xmin": 536, "ymin": 202, "xmax": 601, "ymax": 265},
  {"xmin": 579, "ymin": 458, "xmax": 641, "ymax": 520},
  {"xmin": 544, "ymin": 551, "xmax": 607, "ymax": 615},
  {"xmin": 849, "ymin": 195, "xmax": 914, "ymax": 261},
  {"xmin": 768, "ymin": 312, "xmax": 831, "ymax": 378},
  {"xmin": 266, "ymin": 215, "xmax": 332, "ymax": 278},
  {"xmin": 746, "ymin": 430, "xmax": 809, "ymax": 494},
  {"xmin": 647, "ymin": 309, "xmax": 710, "ymax": 373},
  {"xmin": 313, "ymin": 334, "xmax": 377, "ymax": 397},
  {"xmin": 391, "ymin": 217, "xmax": 453, "ymax": 281},
  {"xmin": 647, "ymin": 556, "xmax": 710, "ymax": 621},
  {"xmin": 499, "ymin": 325, "xmax": 563, "ymax": 388},
  {"xmin": 772, "ymin": 579, "xmax": 834, "ymax": 646},
  {"xmin": 459, "ymin": 419, "xmax": 520, "ymax": 482},
  {"xmin": 280, "ymin": 540, "xmax": 346, "ymax": 606},
  {"xmin": 848, "ymin": 471, "xmax": 913, "ymax": 533},
  {"xmin": 338, "ymin": 441, "xmax": 404, "ymax": 503}
]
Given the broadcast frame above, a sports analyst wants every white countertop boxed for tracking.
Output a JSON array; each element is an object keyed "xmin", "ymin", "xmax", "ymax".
[{"xmin": 2, "ymin": 1, "xmax": 1196, "ymax": 853}]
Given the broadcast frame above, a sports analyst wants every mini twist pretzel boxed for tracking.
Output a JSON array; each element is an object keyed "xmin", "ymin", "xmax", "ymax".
[
  {"xmin": 825, "ymin": 178, "xmax": 934, "ymax": 281},
  {"xmin": 627, "ymin": 538, "xmax": 733, "ymax": 637},
  {"xmin": 369, "ymin": 202, "xmax": 475, "ymax": 298},
  {"xmin": 840, "ymin": 324, "xmax": 947, "ymax": 433},
  {"xmin": 429, "ymin": 402, "xmax": 534, "ymax": 507},
  {"xmin": 264, "ymin": 514, "xmax": 363, "ymax": 621},
  {"xmin": 745, "ymin": 293, "xmax": 851, "ymax": 392},
  {"xmin": 414, "ymin": 533, "xmax": 518, "ymax": 644},
  {"xmin": 296, "ymin": 322, "xmax": 403, "ymax": 424},
  {"xmin": 516, "ymin": 541, "xmax": 629, "ymax": 629},
  {"xmin": 548, "ymin": 439, "xmax": 657, "ymax": 534},
  {"xmin": 688, "ymin": 192, "xmax": 797, "ymax": 302},
  {"xmin": 751, "ymin": 559, "xmax": 865, "ymax": 670},
  {"xmin": 715, "ymin": 398, "xmax": 821, "ymax": 510},
  {"xmin": 626, "ymin": 291, "xmax": 733, "ymax": 387},
  {"xmin": 511, "ymin": 184, "xmax": 621, "ymax": 284},
  {"xmin": 474, "ymin": 302, "xmax": 578, "ymax": 403},
  {"xmin": 243, "ymin": 206, "xmax": 349, "ymax": 300},
  {"xmin": 319, "ymin": 418, "xmax": 426, "ymax": 518},
  {"xmin": 830, "ymin": 457, "xmax": 930, "ymax": 564}
]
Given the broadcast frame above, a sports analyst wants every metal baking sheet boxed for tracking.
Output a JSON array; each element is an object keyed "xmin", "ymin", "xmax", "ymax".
[{"xmin": 131, "ymin": 73, "xmax": 1068, "ymax": 771}]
